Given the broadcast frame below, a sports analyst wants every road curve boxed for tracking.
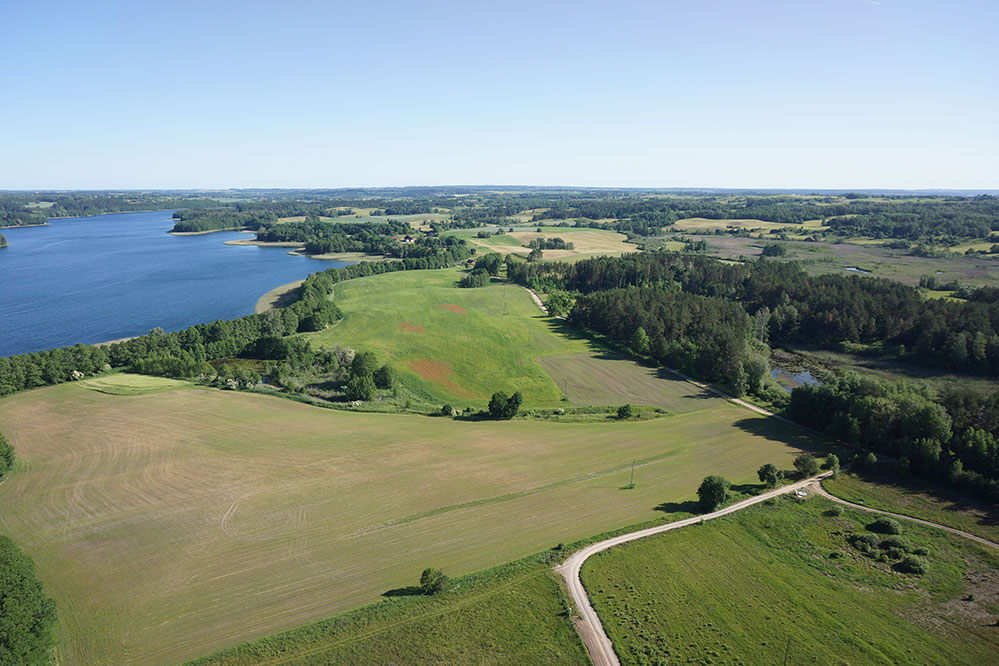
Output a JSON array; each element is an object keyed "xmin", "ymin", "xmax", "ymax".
[
  {"xmin": 557, "ymin": 472, "xmax": 834, "ymax": 666},
  {"xmin": 810, "ymin": 482, "xmax": 999, "ymax": 550}
]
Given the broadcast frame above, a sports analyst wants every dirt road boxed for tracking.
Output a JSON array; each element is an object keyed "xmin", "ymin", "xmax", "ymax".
[
  {"xmin": 560, "ymin": 474, "xmax": 998, "ymax": 666},
  {"xmin": 558, "ymin": 472, "xmax": 833, "ymax": 666}
]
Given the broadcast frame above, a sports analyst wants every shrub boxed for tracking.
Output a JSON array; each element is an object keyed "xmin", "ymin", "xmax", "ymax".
[
  {"xmin": 912, "ymin": 546, "xmax": 930, "ymax": 556},
  {"xmin": 825, "ymin": 506, "xmax": 844, "ymax": 517},
  {"xmin": 373, "ymin": 364, "xmax": 396, "ymax": 389},
  {"xmin": 419, "ymin": 568, "xmax": 449, "ymax": 595},
  {"xmin": 896, "ymin": 555, "xmax": 929, "ymax": 575},
  {"xmin": 488, "ymin": 391, "xmax": 523, "ymax": 419},
  {"xmin": 617, "ymin": 404, "xmax": 634, "ymax": 420},
  {"xmin": 829, "ymin": 551, "xmax": 843, "ymax": 559},
  {"xmin": 884, "ymin": 547, "xmax": 907, "ymax": 560},
  {"xmin": 879, "ymin": 536, "xmax": 910, "ymax": 552},
  {"xmin": 0, "ymin": 433, "xmax": 13, "ymax": 480},
  {"xmin": 441, "ymin": 404, "xmax": 456, "ymax": 417},
  {"xmin": 868, "ymin": 517, "xmax": 902, "ymax": 535},
  {"xmin": 344, "ymin": 374, "xmax": 376, "ymax": 401}
]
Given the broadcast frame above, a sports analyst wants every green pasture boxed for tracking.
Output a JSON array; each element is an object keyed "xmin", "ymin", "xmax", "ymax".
[
  {"xmin": 0, "ymin": 378, "xmax": 828, "ymax": 665},
  {"xmin": 187, "ymin": 555, "xmax": 585, "ymax": 666},
  {"xmin": 307, "ymin": 268, "xmax": 595, "ymax": 406},
  {"xmin": 824, "ymin": 472, "xmax": 999, "ymax": 544},
  {"xmin": 582, "ymin": 495, "xmax": 999, "ymax": 665}
]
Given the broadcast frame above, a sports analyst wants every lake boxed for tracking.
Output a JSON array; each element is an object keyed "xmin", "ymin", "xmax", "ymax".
[{"xmin": 0, "ymin": 211, "xmax": 347, "ymax": 357}]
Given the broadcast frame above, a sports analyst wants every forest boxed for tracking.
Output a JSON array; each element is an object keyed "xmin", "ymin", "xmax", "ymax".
[{"xmin": 507, "ymin": 252, "xmax": 999, "ymax": 376}]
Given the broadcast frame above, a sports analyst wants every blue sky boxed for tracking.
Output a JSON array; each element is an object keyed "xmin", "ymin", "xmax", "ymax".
[{"xmin": 1, "ymin": 0, "xmax": 996, "ymax": 189}]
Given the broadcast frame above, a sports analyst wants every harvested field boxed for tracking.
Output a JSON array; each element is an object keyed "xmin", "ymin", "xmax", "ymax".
[
  {"xmin": 537, "ymin": 352, "xmax": 724, "ymax": 414},
  {"xmin": 0, "ymin": 377, "xmax": 828, "ymax": 665}
]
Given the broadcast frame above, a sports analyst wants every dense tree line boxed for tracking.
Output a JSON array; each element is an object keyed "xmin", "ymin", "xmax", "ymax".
[
  {"xmin": 0, "ymin": 241, "xmax": 472, "ymax": 397},
  {"xmin": 570, "ymin": 288, "xmax": 768, "ymax": 391},
  {"xmin": 526, "ymin": 237, "xmax": 573, "ymax": 250},
  {"xmin": 0, "ymin": 533, "xmax": 58, "ymax": 665},
  {"xmin": 788, "ymin": 373, "xmax": 999, "ymax": 502},
  {"xmin": 0, "ymin": 193, "xmax": 219, "ymax": 227},
  {"xmin": 509, "ymin": 251, "xmax": 999, "ymax": 376},
  {"xmin": 0, "ymin": 233, "xmax": 6, "ymax": 246},
  {"xmin": 171, "ymin": 210, "xmax": 279, "ymax": 233}
]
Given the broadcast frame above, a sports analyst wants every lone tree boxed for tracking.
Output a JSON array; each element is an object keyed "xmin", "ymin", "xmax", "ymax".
[
  {"xmin": 420, "ymin": 568, "xmax": 449, "ymax": 595},
  {"xmin": 697, "ymin": 475, "xmax": 730, "ymax": 511},
  {"xmin": 793, "ymin": 452, "xmax": 820, "ymax": 478},
  {"xmin": 488, "ymin": 391, "xmax": 523, "ymax": 419},
  {"xmin": 757, "ymin": 463, "xmax": 783, "ymax": 488},
  {"xmin": 617, "ymin": 404, "xmax": 634, "ymax": 420}
]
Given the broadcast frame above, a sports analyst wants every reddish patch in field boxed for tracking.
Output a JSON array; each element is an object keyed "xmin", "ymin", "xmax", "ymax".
[
  {"xmin": 438, "ymin": 303, "xmax": 467, "ymax": 315},
  {"xmin": 407, "ymin": 359, "xmax": 473, "ymax": 397},
  {"xmin": 399, "ymin": 322, "xmax": 424, "ymax": 332}
]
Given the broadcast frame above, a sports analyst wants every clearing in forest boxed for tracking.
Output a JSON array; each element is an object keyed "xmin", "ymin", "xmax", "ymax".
[{"xmin": 0, "ymin": 377, "xmax": 827, "ymax": 665}]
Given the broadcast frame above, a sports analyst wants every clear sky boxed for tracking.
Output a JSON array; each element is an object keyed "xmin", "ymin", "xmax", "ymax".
[{"xmin": 1, "ymin": 0, "xmax": 996, "ymax": 190}]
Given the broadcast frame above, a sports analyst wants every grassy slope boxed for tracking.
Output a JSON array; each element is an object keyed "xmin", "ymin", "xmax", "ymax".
[
  {"xmin": 824, "ymin": 472, "xmax": 999, "ymax": 544},
  {"xmin": 187, "ymin": 555, "xmax": 586, "ymax": 666},
  {"xmin": 306, "ymin": 268, "xmax": 594, "ymax": 407},
  {"xmin": 0, "ymin": 378, "xmax": 828, "ymax": 665},
  {"xmin": 582, "ymin": 495, "xmax": 999, "ymax": 666}
]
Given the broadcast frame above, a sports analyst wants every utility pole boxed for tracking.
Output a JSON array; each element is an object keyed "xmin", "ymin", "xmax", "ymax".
[{"xmin": 629, "ymin": 459, "xmax": 636, "ymax": 488}]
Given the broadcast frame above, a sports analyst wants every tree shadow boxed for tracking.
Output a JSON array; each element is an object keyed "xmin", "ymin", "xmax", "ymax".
[
  {"xmin": 653, "ymin": 499, "xmax": 701, "ymax": 515},
  {"xmin": 382, "ymin": 586, "xmax": 423, "ymax": 598},
  {"xmin": 850, "ymin": 465, "xmax": 999, "ymax": 528},
  {"xmin": 732, "ymin": 417, "xmax": 835, "ymax": 457}
]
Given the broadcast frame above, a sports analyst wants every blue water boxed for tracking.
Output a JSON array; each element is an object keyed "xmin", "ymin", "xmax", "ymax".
[
  {"xmin": 770, "ymin": 367, "xmax": 821, "ymax": 392},
  {"xmin": 0, "ymin": 211, "xmax": 347, "ymax": 357}
]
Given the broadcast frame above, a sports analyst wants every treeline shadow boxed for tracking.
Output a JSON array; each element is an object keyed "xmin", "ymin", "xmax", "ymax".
[{"xmin": 382, "ymin": 586, "xmax": 423, "ymax": 598}]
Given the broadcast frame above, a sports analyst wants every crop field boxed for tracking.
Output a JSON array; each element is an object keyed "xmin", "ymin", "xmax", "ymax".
[
  {"xmin": 672, "ymin": 216, "xmax": 829, "ymax": 236},
  {"xmin": 188, "ymin": 555, "xmax": 586, "ymax": 666},
  {"xmin": 537, "ymin": 352, "xmax": 725, "ymax": 414},
  {"xmin": 308, "ymin": 268, "xmax": 602, "ymax": 406},
  {"xmin": 0, "ymin": 377, "xmax": 827, "ymax": 665},
  {"xmin": 582, "ymin": 495, "xmax": 999, "ymax": 666},
  {"xmin": 455, "ymin": 227, "xmax": 635, "ymax": 260},
  {"xmin": 824, "ymin": 472, "xmax": 999, "ymax": 544}
]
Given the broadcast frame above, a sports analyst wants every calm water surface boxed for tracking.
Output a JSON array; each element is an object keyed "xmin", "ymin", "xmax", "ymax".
[{"xmin": 0, "ymin": 211, "xmax": 346, "ymax": 357}]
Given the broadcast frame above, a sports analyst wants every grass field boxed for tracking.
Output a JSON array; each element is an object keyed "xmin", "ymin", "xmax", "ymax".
[
  {"xmin": 307, "ymin": 269, "xmax": 596, "ymax": 407},
  {"xmin": 677, "ymin": 235, "xmax": 999, "ymax": 287},
  {"xmin": 582, "ymin": 495, "xmax": 999, "ymax": 665},
  {"xmin": 824, "ymin": 472, "xmax": 999, "ymax": 544},
  {"xmin": 187, "ymin": 554, "xmax": 586, "ymax": 666},
  {"xmin": 0, "ymin": 377, "xmax": 828, "ymax": 665},
  {"xmin": 672, "ymin": 217, "xmax": 829, "ymax": 237}
]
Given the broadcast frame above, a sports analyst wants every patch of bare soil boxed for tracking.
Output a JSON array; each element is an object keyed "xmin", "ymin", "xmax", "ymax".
[{"xmin": 438, "ymin": 303, "xmax": 467, "ymax": 315}]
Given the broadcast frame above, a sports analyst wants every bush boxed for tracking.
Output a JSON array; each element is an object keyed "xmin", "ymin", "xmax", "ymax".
[
  {"xmin": 344, "ymin": 374, "xmax": 376, "ymax": 401},
  {"xmin": 825, "ymin": 506, "xmax": 844, "ymax": 517},
  {"xmin": 896, "ymin": 555, "xmax": 929, "ymax": 575},
  {"xmin": 879, "ymin": 536, "xmax": 910, "ymax": 552},
  {"xmin": 373, "ymin": 364, "xmax": 395, "ymax": 389},
  {"xmin": 617, "ymin": 404, "xmax": 634, "ymax": 420},
  {"xmin": 488, "ymin": 391, "xmax": 523, "ymax": 419},
  {"xmin": 441, "ymin": 404, "xmax": 456, "ymax": 417},
  {"xmin": 884, "ymin": 547, "xmax": 907, "ymax": 560},
  {"xmin": 419, "ymin": 568, "xmax": 449, "ymax": 595},
  {"xmin": 697, "ymin": 475, "xmax": 730, "ymax": 511},
  {"xmin": 829, "ymin": 551, "xmax": 843, "ymax": 559},
  {"xmin": 868, "ymin": 517, "xmax": 902, "ymax": 535},
  {"xmin": 912, "ymin": 546, "xmax": 930, "ymax": 556}
]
